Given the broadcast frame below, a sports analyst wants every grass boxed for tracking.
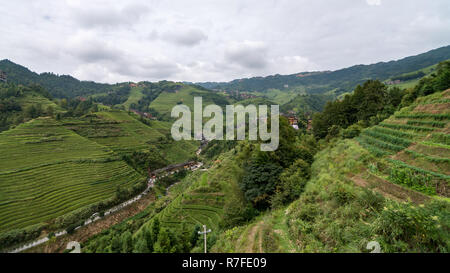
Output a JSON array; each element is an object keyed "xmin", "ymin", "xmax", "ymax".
[
  {"xmin": 149, "ymin": 85, "xmax": 229, "ymax": 118},
  {"xmin": 379, "ymin": 122, "xmax": 435, "ymax": 132},
  {"xmin": 68, "ymin": 110, "xmax": 198, "ymax": 160},
  {"xmin": 395, "ymin": 113, "xmax": 450, "ymax": 120},
  {"xmin": 122, "ymin": 87, "xmax": 144, "ymax": 110},
  {"xmin": 406, "ymin": 120, "xmax": 446, "ymax": 128}
]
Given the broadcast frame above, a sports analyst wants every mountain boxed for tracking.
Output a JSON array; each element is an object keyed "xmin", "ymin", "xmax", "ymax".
[
  {"xmin": 196, "ymin": 45, "xmax": 450, "ymax": 96},
  {"xmin": 0, "ymin": 59, "xmax": 110, "ymax": 98}
]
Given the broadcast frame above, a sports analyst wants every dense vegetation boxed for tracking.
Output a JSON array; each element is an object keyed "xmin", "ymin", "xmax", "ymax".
[
  {"xmin": 391, "ymin": 71, "xmax": 426, "ymax": 82},
  {"xmin": 312, "ymin": 80, "xmax": 405, "ymax": 139},
  {"xmin": 0, "ymin": 60, "xmax": 110, "ymax": 98}
]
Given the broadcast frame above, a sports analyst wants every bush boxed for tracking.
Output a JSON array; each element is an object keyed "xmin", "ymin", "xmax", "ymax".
[
  {"xmin": 331, "ymin": 183, "xmax": 355, "ymax": 205},
  {"xmin": 373, "ymin": 201, "xmax": 450, "ymax": 252},
  {"xmin": 342, "ymin": 124, "xmax": 362, "ymax": 138},
  {"xmin": 0, "ymin": 223, "xmax": 46, "ymax": 250},
  {"xmin": 271, "ymin": 158, "xmax": 311, "ymax": 208}
]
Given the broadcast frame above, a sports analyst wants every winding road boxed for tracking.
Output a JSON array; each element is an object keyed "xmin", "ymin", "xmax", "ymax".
[{"xmin": 6, "ymin": 160, "xmax": 204, "ymax": 253}]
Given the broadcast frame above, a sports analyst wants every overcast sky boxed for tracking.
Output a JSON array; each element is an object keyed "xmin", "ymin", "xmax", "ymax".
[{"xmin": 0, "ymin": 0, "xmax": 449, "ymax": 83}]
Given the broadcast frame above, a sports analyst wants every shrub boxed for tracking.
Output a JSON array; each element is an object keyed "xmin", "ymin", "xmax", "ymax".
[{"xmin": 373, "ymin": 201, "xmax": 450, "ymax": 252}]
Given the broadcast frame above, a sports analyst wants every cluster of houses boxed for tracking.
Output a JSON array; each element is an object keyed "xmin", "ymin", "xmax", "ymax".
[
  {"xmin": 224, "ymin": 90, "xmax": 258, "ymax": 100},
  {"xmin": 386, "ymin": 80, "xmax": 402, "ymax": 85},
  {"xmin": 129, "ymin": 82, "xmax": 149, "ymax": 88},
  {"xmin": 281, "ymin": 111, "xmax": 313, "ymax": 131},
  {"xmin": 130, "ymin": 109, "xmax": 157, "ymax": 120}
]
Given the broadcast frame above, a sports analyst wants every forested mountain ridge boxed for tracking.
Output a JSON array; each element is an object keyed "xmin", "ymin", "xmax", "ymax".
[
  {"xmin": 0, "ymin": 59, "xmax": 111, "ymax": 98},
  {"xmin": 196, "ymin": 45, "xmax": 450, "ymax": 96}
]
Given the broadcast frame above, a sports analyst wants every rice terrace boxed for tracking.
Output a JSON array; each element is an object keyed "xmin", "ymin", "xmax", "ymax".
[{"xmin": 0, "ymin": 1, "xmax": 449, "ymax": 266}]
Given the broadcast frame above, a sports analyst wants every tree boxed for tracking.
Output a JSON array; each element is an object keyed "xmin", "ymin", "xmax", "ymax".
[
  {"xmin": 133, "ymin": 237, "xmax": 149, "ymax": 253},
  {"xmin": 271, "ymin": 158, "xmax": 310, "ymax": 207},
  {"xmin": 144, "ymin": 226, "xmax": 154, "ymax": 252},
  {"xmin": 111, "ymin": 235, "xmax": 121, "ymax": 253},
  {"xmin": 25, "ymin": 105, "xmax": 37, "ymax": 118},
  {"xmin": 178, "ymin": 223, "xmax": 192, "ymax": 253},
  {"xmin": 46, "ymin": 106, "xmax": 54, "ymax": 117},
  {"xmin": 153, "ymin": 228, "xmax": 171, "ymax": 253},
  {"xmin": 190, "ymin": 225, "xmax": 201, "ymax": 248},
  {"xmin": 150, "ymin": 218, "xmax": 160, "ymax": 241},
  {"xmin": 240, "ymin": 161, "xmax": 283, "ymax": 209},
  {"xmin": 121, "ymin": 231, "xmax": 133, "ymax": 253}
]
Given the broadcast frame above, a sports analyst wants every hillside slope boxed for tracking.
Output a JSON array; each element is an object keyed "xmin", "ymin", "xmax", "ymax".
[
  {"xmin": 0, "ymin": 60, "xmax": 110, "ymax": 98},
  {"xmin": 149, "ymin": 84, "xmax": 231, "ymax": 119},
  {"xmin": 0, "ymin": 117, "xmax": 145, "ymax": 233},
  {"xmin": 212, "ymin": 90, "xmax": 450, "ymax": 253}
]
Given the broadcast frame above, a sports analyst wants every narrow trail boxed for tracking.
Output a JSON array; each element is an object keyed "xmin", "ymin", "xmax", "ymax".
[
  {"xmin": 235, "ymin": 221, "xmax": 264, "ymax": 253},
  {"xmin": 245, "ymin": 224, "xmax": 260, "ymax": 253}
]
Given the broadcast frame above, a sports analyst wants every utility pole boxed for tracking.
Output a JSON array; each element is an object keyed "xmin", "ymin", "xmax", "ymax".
[{"xmin": 198, "ymin": 225, "xmax": 211, "ymax": 253}]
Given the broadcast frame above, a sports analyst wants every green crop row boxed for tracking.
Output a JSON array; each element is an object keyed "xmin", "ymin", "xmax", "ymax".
[
  {"xmin": 430, "ymin": 133, "xmax": 450, "ymax": 146},
  {"xmin": 388, "ymin": 166, "xmax": 436, "ymax": 196},
  {"xmin": 387, "ymin": 159, "xmax": 450, "ymax": 180},
  {"xmin": 406, "ymin": 120, "xmax": 446, "ymax": 128},
  {"xmin": 358, "ymin": 135, "xmax": 405, "ymax": 152},
  {"xmin": 395, "ymin": 113, "xmax": 450, "ymax": 120},
  {"xmin": 361, "ymin": 130, "xmax": 412, "ymax": 147},
  {"xmin": 404, "ymin": 150, "xmax": 450, "ymax": 164},
  {"xmin": 379, "ymin": 122, "xmax": 435, "ymax": 132},
  {"xmin": 372, "ymin": 126, "xmax": 420, "ymax": 139},
  {"xmin": 357, "ymin": 137, "xmax": 393, "ymax": 157}
]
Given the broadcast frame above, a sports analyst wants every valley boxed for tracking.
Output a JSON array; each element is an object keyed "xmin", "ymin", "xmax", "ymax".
[{"xmin": 0, "ymin": 46, "xmax": 449, "ymax": 254}]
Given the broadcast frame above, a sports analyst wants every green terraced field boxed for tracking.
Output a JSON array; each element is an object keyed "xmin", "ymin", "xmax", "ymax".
[
  {"xmin": 63, "ymin": 110, "xmax": 199, "ymax": 161},
  {"xmin": 122, "ymin": 86, "xmax": 144, "ymax": 110},
  {"xmin": 64, "ymin": 110, "xmax": 166, "ymax": 153},
  {"xmin": 149, "ymin": 85, "xmax": 229, "ymax": 117},
  {"xmin": 357, "ymin": 90, "xmax": 450, "ymax": 197},
  {"xmin": 0, "ymin": 117, "xmax": 145, "ymax": 232},
  {"xmin": 156, "ymin": 173, "xmax": 225, "ymax": 230},
  {"xmin": 135, "ymin": 152, "xmax": 243, "ymax": 239}
]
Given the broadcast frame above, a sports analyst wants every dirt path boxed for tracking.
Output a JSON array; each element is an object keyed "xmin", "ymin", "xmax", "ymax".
[
  {"xmin": 238, "ymin": 222, "xmax": 263, "ymax": 253},
  {"xmin": 257, "ymin": 227, "xmax": 263, "ymax": 253},
  {"xmin": 25, "ymin": 191, "xmax": 156, "ymax": 253}
]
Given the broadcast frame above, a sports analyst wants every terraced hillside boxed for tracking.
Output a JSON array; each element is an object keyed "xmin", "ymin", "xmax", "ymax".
[
  {"xmin": 62, "ymin": 110, "xmax": 198, "ymax": 162},
  {"xmin": 357, "ymin": 89, "xmax": 450, "ymax": 197},
  {"xmin": 211, "ymin": 90, "xmax": 450, "ymax": 253},
  {"xmin": 0, "ymin": 117, "xmax": 145, "ymax": 232},
  {"xmin": 149, "ymin": 84, "xmax": 230, "ymax": 119},
  {"xmin": 133, "ymin": 151, "xmax": 244, "ymax": 239},
  {"xmin": 63, "ymin": 110, "xmax": 164, "ymax": 153},
  {"xmin": 122, "ymin": 86, "xmax": 144, "ymax": 110}
]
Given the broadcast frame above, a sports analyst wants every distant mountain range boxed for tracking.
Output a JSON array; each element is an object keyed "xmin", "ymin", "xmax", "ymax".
[
  {"xmin": 1, "ymin": 45, "xmax": 449, "ymax": 117},
  {"xmin": 195, "ymin": 45, "xmax": 450, "ymax": 95}
]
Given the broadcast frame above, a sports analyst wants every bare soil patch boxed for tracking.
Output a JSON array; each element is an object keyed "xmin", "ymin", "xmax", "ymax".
[
  {"xmin": 350, "ymin": 172, "xmax": 429, "ymax": 204},
  {"xmin": 413, "ymin": 103, "xmax": 450, "ymax": 114}
]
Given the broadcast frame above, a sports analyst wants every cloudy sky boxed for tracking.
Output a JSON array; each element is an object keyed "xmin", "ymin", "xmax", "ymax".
[{"xmin": 0, "ymin": 0, "xmax": 449, "ymax": 83}]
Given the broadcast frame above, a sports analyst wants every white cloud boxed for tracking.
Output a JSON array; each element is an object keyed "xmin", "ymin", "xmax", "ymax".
[
  {"xmin": 366, "ymin": 0, "xmax": 381, "ymax": 6},
  {"xmin": 161, "ymin": 29, "xmax": 208, "ymax": 47},
  {"xmin": 225, "ymin": 41, "xmax": 268, "ymax": 69},
  {"xmin": 70, "ymin": 2, "xmax": 151, "ymax": 29},
  {"xmin": 0, "ymin": 0, "xmax": 448, "ymax": 83}
]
